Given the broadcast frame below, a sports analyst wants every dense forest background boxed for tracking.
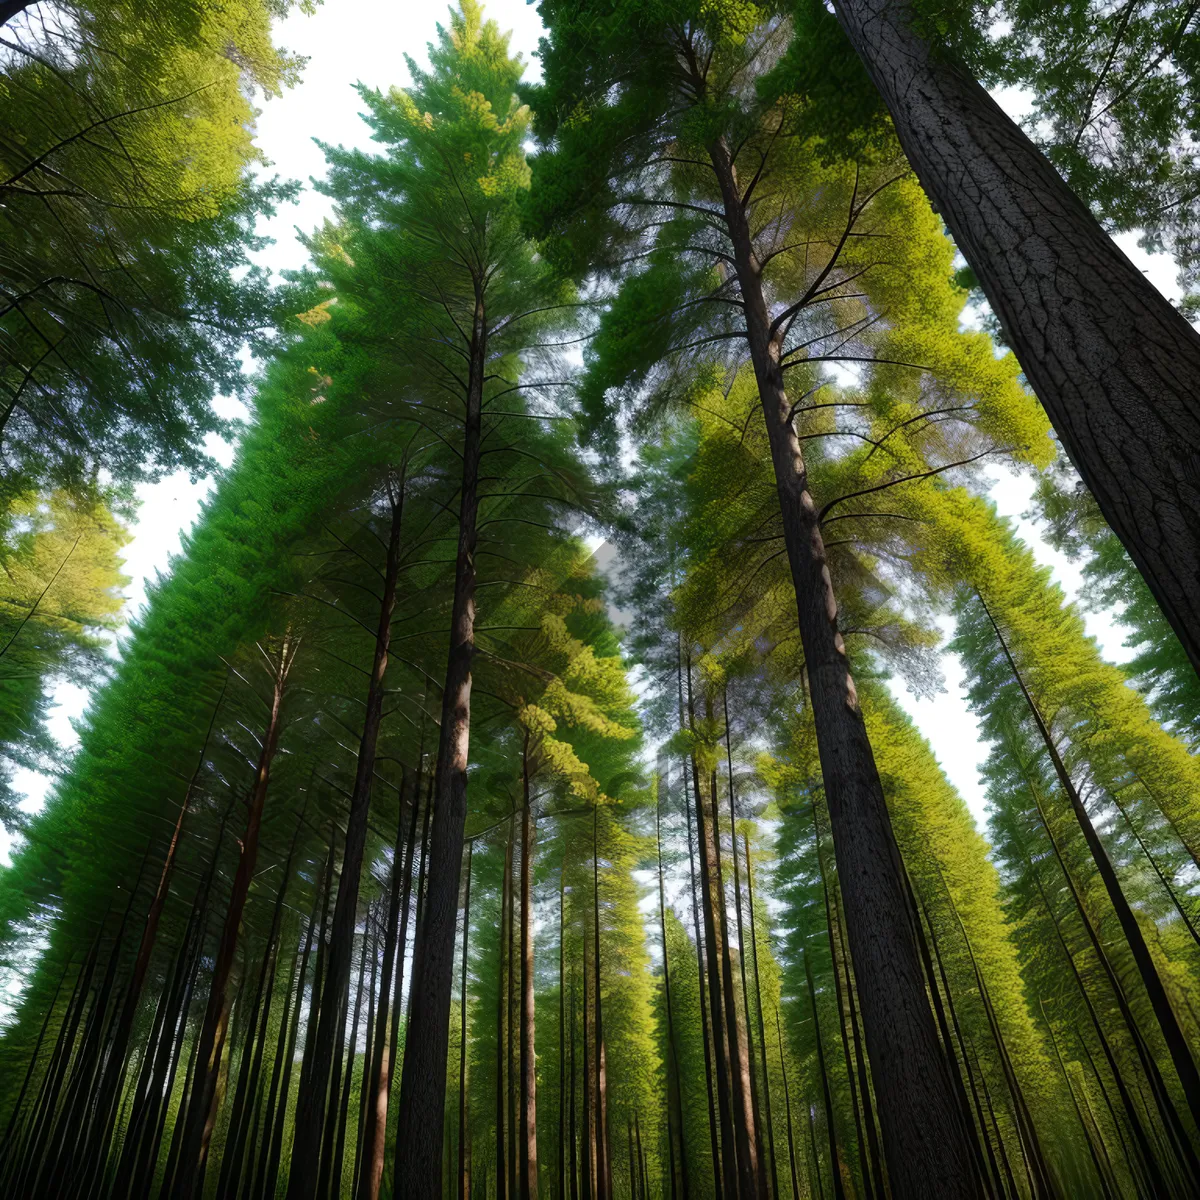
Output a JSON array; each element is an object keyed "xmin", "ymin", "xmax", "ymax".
[{"xmin": 2, "ymin": 2, "xmax": 1200, "ymax": 1200}]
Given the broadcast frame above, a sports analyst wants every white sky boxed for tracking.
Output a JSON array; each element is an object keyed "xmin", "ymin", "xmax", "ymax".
[{"xmin": 0, "ymin": 1, "xmax": 1180, "ymax": 861}]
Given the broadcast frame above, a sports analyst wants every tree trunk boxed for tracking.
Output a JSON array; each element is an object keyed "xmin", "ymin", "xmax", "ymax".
[
  {"xmin": 832, "ymin": 0, "xmax": 1200, "ymax": 678},
  {"xmin": 706, "ymin": 128, "xmax": 978, "ymax": 1200},
  {"xmin": 804, "ymin": 952, "xmax": 848, "ymax": 1200},
  {"xmin": 330, "ymin": 918, "xmax": 373, "ymax": 1200},
  {"xmin": 980, "ymin": 593, "xmax": 1200, "ymax": 1134},
  {"xmin": 354, "ymin": 913, "xmax": 380, "ymax": 1199},
  {"xmin": 499, "ymin": 816, "xmax": 514, "ymax": 1200},
  {"xmin": 559, "ymin": 868, "xmax": 567, "ymax": 1200},
  {"xmin": 520, "ymin": 776, "xmax": 539, "ymax": 1200},
  {"xmin": 592, "ymin": 807, "xmax": 612, "ymax": 1200},
  {"xmin": 569, "ymin": 980, "xmax": 579, "ymax": 1200},
  {"xmin": 814, "ymin": 804, "xmax": 885, "ymax": 1200},
  {"xmin": 459, "ymin": 844, "xmax": 474, "ymax": 1200},
  {"xmin": 686, "ymin": 669, "xmax": 738, "ymax": 1200},
  {"xmin": 743, "ymin": 834, "xmax": 778, "ymax": 1200},
  {"xmin": 394, "ymin": 293, "xmax": 486, "ymax": 1197},
  {"xmin": 289, "ymin": 486, "xmax": 405, "ymax": 1200},
  {"xmin": 359, "ymin": 772, "xmax": 415, "ymax": 1200},
  {"xmin": 176, "ymin": 636, "xmax": 297, "ymax": 1200},
  {"xmin": 260, "ymin": 846, "xmax": 332, "ymax": 1200},
  {"xmin": 658, "ymin": 763, "xmax": 688, "ymax": 1200},
  {"xmin": 774, "ymin": 1009, "xmax": 802, "ymax": 1200},
  {"xmin": 582, "ymin": 922, "xmax": 594, "ymax": 1200}
]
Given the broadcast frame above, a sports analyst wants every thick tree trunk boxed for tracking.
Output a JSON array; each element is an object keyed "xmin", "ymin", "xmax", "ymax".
[
  {"xmin": 833, "ymin": 0, "xmax": 1200, "ymax": 677},
  {"xmin": 289, "ymin": 487, "xmax": 405, "ymax": 1199},
  {"xmin": 706, "ymin": 131, "xmax": 979, "ymax": 1200},
  {"xmin": 981, "ymin": 594, "xmax": 1200, "ymax": 1134},
  {"xmin": 358, "ymin": 773, "xmax": 416, "ymax": 1200},
  {"xmin": 394, "ymin": 296, "xmax": 486, "ymax": 1197},
  {"xmin": 520, "ymin": 780, "xmax": 539, "ymax": 1200},
  {"xmin": 176, "ymin": 636, "xmax": 296, "ymax": 1200}
]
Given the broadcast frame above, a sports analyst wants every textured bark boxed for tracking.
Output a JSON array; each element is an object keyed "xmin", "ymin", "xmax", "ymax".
[
  {"xmin": 833, "ymin": 0, "xmax": 1200, "ymax": 678},
  {"xmin": 353, "ymin": 914, "xmax": 380, "ymax": 1199},
  {"xmin": 329, "ymin": 920, "xmax": 373, "ymax": 1200},
  {"xmin": 393, "ymin": 293, "xmax": 485, "ymax": 1197},
  {"xmin": 289, "ymin": 489, "xmax": 405, "ymax": 1200},
  {"xmin": 743, "ymin": 836, "xmax": 777, "ymax": 1200},
  {"xmin": 706, "ymin": 129, "xmax": 979, "ymax": 1200}
]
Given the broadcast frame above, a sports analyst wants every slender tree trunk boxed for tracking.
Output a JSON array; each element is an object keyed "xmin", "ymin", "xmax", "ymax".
[
  {"xmin": 981, "ymin": 594, "xmax": 1200, "ymax": 1135},
  {"xmin": 804, "ymin": 952, "xmax": 848, "ymax": 1200},
  {"xmin": 676, "ymin": 644, "xmax": 722, "ymax": 1195},
  {"xmin": 582, "ymin": 923, "xmax": 593, "ymax": 1200},
  {"xmin": 814, "ymin": 805, "xmax": 883, "ymax": 1200},
  {"xmin": 359, "ymin": 771, "xmax": 414, "ymax": 1200},
  {"xmin": 592, "ymin": 807, "xmax": 612, "ymax": 1200},
  {"xmin": 289, "ymin": 486, "xmax": 405, "ymax": 1199},
  {"xmin": 832, "ymin": 0, "xmax": 1200, "ymax": 676},
  {"xmin": 570, "ymin": 980, "xmax": 579, "ymax": 1200},
  {"xmin": 831, "ymin": 888, "xmax": 886, "ymax": 1200},
  {"xmin": 1025, "ymin": 850, "xmax": 1169, "ymax": 1197},
  {"xmin": 460, "ymin": 844, "xmax": 474, "ymax": 1200},
  {"xmin": 658, "ymin": 763, "xmax": 688, "ymax": 1200},
  {"xmin": 743, "ymin": 835, "xmax": 778, "ymax": 1200},
  {"xmin": 686, "ymin": 669, "xmax": 738, "ymax": 1200},
  {"xmin": 709, "ymin": 698, "xmax": 759, "ymax": 1199},
  {"xmin": 176, "ymin": 636, "xmax": 297, "ymax": 1200},
  {"xmin": 499, "ymin": 818, "xmax": 514, "ymax": 1200},
  {"xmin": 520, "ymin": 773, "xmax": 538, "ymax": 1200},
  {"xmin": 331, "ymin": 918, "xmax": 373, "ymax": 1200},
  {"xmin": 354, "ymin": 914, "xmax": 380, "ymax": 1200},
  {"xmin": 395, "ymin": 290, "xmax": 487, "ymax": 1197},
  {"xmin": 509, "ymin": 838, "xmax": 519, "ymax": 1200},
  {"xmin": 774, "ymin": 1009, "xmax": 801, "ymax": 1200},
  {"xmin": 260, "ymin": 847, "xmax": 332, "ymax": 1200},
  {"xmin": 706, "ymin": 126, "xmax": 977, "ymax": 1200},
  {"xmin": 559, "ymin": 869, "xmax": 567, "ymax": 1200}
]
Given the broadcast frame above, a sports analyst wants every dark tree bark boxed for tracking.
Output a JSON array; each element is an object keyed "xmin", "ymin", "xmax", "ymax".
[
  {"xmin": 981, "ymin": 594, "xmax": 1200, "ymax": 1134},
  {"xmin": 394, "ymin": 294, "xmax": 486, "ymax": 1197},
  {"xmin": 592, "ymin": 807, "xmax": 612, "ymax": 1200},
  {"xmin": 520, "ymin": 777, "xmax": 538, "ymax": 1200},
  {"xmin": 831, "ymin": 0, "xmax": 1200, "ymax": 679},
  {"xmin": 702, "ymin": 118, "xmax": 978, "ymax": 1200},
  {"xmin": 359, "ymin": 772, "xmax": 415, "ymax": 1200},
  {"xmin": 176, "ymin": 636, "xmax": 297, "ymax": 1200},
  {"xmin": 743, "ymin": 835, "xmax": 777, "ymax": 1200},
  {"xmin": 289, "ymin": 485, "xmax": 405, "ymax": 1200},
  {"xmin": 559, "ymin": 868, "xmax": 567, "ymax": 1200},
  {"xmin": 569, "ymin": 982, "xmax": 579, "ymax": 1200},
  {"xmin": 582, "ymin": 922, "xmax": 594, "ymax": 1200}
]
